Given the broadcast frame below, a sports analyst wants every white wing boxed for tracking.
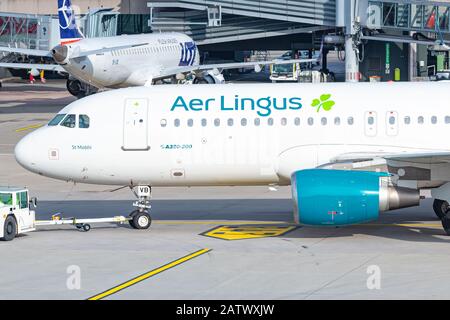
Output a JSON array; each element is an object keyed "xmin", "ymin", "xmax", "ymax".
[
  {"xmin": 154, "ymin": 58, "xmax": 317, "ymax": 80},
  {"xmin": 330, "ymin": 152, "xmax": 450, "ymax": 165},
  {"xmin": 0, "ymin": 62, "xmax": 65, "ymax": 72},
  {"xmin": 0, "ymin": 46, "xmax": 52, "ymax": 57}
]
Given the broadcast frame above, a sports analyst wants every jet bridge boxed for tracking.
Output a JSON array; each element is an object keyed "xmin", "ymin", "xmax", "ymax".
[{"xmin": 146, "ymin": 1, "xmax": 337, "ymax": 48}]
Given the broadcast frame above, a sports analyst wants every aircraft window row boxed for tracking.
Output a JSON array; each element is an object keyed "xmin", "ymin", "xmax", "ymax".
[
  {"xmin": 400, "ymin": 116, "xmax": 450, "ymax": 125},
  {"xmin": 111, "ymin": 45, "xmax": 180, "ymax": 57},
  {"xmin": 161, "ymin": 117, "xmax": 356, "ymax": 127},
  {"xmin": 48, "ymin": 114, "xmax": 90, "ymax": 128}
]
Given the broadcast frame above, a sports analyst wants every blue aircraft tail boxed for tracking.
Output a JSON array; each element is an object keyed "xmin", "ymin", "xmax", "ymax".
[{"xmin": 58, "ymin": 0, "xmax": 84, "ymax": 44}]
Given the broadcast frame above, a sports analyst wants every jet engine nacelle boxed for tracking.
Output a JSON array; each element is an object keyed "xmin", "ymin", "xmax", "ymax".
[
  {"xmin": 193, "ymin": 70, "xmax": 225, "ymax": 84},
  {"xmin": 291, "ymin": 169, "xmax": 420, "ymax": 226},
  {"xmin": 66, "ymin": 79, "xmax": 98, "ymax": 98}
]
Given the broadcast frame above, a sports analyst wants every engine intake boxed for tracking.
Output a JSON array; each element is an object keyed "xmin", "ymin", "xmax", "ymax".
[{"xmin": 291, "ymin": 169, "xmax": 420, "ymax": 226}]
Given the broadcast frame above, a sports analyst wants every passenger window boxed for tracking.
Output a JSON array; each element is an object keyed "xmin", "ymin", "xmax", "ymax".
[
  {"xmin": 160, "ymin": 119, "xmax": 167, "ymax": 127},
  {"xmin": 79, "ymin": 115, "xmax": 90, "ymax": 128},
  {"xmin": 431, "ymin": 116, "xmax": 437, "ymax": 124},
  {"xmin": 174, "ymin": 119, "xmax": 180, "ymax": 127},
  {"xmin": 201, "ymin": 119, "xmax": 207, "ymax": 127},
  {"xmin": 334, "ymin": 117, "xmax": 341, "ymax": 125},
  {"xmin": 267, "ymin": 118, "xmax": 274, "ymax": 126},
  {"xmin": 308, "ymin": 117, "xmax": 314, "ymax": 126},
  {"xmin": 404, "ymin": 116, "xmax": 411, "ymax": 125},
  {"xmin": 214, "ymin": 119, "xmax": 220, "ymax": 127},
  {"xmin": 227, "ymin": 118, "xmax": 234, "ymax": 126},
  {"xmin": 389, "ymin": 116, "xmax": 396, "ymax": 125},
  {"xmin": 187, "ymin": 119, "xmax": 194, "ymax": 127},
  {"xmin": 254, "ymin": 118, "xmax": 261, "ymax": 126},
  {"xmin": 281, "ymin": 118, "xmax": 287, "ymax": 126},
  {"xmin": 446, "ymin": 116, "xmax": 450, "ymax": 124},
  {"xmin": 0, "ymin": 193, "xmax": 12, "ymax": 207},
  {"xmin": 294, "ymin": 117, "xmax": 300, "ymax": 126},
  {"xmin": 241, "ymin": 118, "xmax": 248, "ymax": 126},
  {"xmin": 48, "ymin": 114, "xmax": 66, "ymax": 126},
  {"xmin": 347, "ymin": 117, "xmax": 354, "ymax": 125},
  {"xmin": 61, "ymin": 114, "xmax": 76, "ymax": 128},
  {"xmin": 418, "ymin": 116, "xmax": 424, "ymax": 124},
  {"xmin": 321, "ymin": 117, "xmax": 327, "ymax": 126}
]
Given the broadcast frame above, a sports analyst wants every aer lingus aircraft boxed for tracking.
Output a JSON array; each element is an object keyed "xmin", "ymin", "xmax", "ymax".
[
  {"xmin": 15, "ymin": 82, "xmax": 450, "ymax": 233},
  {"xmin": 0, "ymin": 0, "xmax": 314, "ymax": 97}
]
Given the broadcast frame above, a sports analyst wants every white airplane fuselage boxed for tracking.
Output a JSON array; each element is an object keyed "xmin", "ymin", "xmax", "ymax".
[
  {"xmin": 14, "ymin": 82, "xmax": 450, "ymax": 187},
  {"xmin": 59, "ymin": 33, "xmax": 200, "ymax": 88}
]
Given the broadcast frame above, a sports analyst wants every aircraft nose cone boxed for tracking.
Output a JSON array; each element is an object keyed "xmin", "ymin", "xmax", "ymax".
[
  {"xmin": 15, "ymin": 134, "xmax": 38, "ymax": 173},
  {"xmin": 52, "ymin": 45, "xmax": 68, "ymax": 63}
]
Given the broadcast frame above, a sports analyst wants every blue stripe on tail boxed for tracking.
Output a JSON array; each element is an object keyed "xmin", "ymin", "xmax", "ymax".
[{"xmin": 58, "ymin": 0, "xmax": 83, "ymax": 40}]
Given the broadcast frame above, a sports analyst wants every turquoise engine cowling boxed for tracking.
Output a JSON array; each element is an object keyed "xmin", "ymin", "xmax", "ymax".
[{"xmin": 291, "ymin": 169, "xmax": 392, "ymax": 226}]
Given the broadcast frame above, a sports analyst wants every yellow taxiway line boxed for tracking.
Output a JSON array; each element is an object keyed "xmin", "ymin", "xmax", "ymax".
[
  {"xmin": 87, "ymin": 248, "xmax": 211, "ymax": 300},
  {"xmin": 15, "ymin": 124, "xmax": 44, "ymax": 132}
]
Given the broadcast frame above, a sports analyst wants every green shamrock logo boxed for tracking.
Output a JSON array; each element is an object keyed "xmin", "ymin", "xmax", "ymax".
[{"xmin": 311, "ymin": 94, "xmax": 335, "ymax": 112}]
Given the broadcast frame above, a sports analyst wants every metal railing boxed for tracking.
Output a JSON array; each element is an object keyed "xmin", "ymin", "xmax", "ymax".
[{"xmin": 367, "ymin": 1, "xmax": 450, "ymax": 33}]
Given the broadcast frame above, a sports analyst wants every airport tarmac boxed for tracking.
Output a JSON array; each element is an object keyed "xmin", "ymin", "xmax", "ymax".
[{"xmin": 1, "ymin": 81, "xmax": 450, "ymax": 300}]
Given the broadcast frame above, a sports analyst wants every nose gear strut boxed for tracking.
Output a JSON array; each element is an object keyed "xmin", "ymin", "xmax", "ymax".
[{"xmin": 129, "ymin": 186, "xmax": 152, "ymax": 229}]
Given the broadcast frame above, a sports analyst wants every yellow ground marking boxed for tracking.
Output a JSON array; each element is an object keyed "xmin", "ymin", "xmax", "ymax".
[
  {"xmin": 367, "ymin": 223, "xmax": 441, "ymax": 228},
  {"xmin": 87, "ymin": 248, "xmax": 211, "ymax": 300},
  {"xmin": 202, "ymin": 225, "xmax": 299, "ymax": 240},
  {"xmin": 15, "ymin": 124, "xmax": 44, "ymax": 132}
]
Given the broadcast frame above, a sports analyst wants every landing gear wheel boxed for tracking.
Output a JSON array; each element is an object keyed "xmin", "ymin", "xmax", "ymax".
[
  {"xmin": 433, "ymin": 199, "xmax": 449, "ymax": 220},
  {"xmin": 129, "ymin": 211, "xmax": 152, "ymax": 230},
  {"xmin": 441, "ymin": 212, "xmax": 450, "ymax": 235},
  {"xmin": 82, "ymin": 224, "xmax": 91, "ymax": 232},
  {"xmin": 2, "ymin": 216, "xmax": 17, "ymax": 241}
]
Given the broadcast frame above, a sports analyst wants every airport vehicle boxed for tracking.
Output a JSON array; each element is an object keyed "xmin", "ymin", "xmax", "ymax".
[
  {"xmin": 0, "ymin": 186, "xmax": 149, "ymax": 241},
  {"xmin": 15, "ymin": 82, "xmax": 450, "ymax": 234},
  {"xmin": 0, "ymin": 0, "xmax": 314, "ymax": 97},
  {"xmin": 0, "ymin": 187, "xmax": 36, "ymax": 241},
  {"xmin": 270, "ymin": 50, "xmax": 322, "ymax": 83},
  {"xmin": 270, "ymin": 63, "xmax": 301, "ymax": 83}
]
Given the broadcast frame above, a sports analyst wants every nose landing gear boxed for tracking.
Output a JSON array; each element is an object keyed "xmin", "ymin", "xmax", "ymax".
[{"xmin": 129, "ymin": 186, "xmax": 153, "ymax": 230}]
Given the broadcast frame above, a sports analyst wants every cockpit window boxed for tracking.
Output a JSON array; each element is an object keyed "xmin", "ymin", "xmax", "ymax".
[
  {"xmin": 48, "ymin": 114, "xmax": 67, "ymax": 126},
  {"xmin": 79, "ymin": 115, "xmax": 90, "ymax": 128},
  {"xmin": 61, "ymin": 114, "xmax": 76, "ymax": 128}
]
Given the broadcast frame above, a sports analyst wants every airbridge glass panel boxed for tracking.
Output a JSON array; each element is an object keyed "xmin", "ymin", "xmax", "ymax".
[{"xmin": 48, "ymin": 114, "xmax": 67, "ymax": 126}]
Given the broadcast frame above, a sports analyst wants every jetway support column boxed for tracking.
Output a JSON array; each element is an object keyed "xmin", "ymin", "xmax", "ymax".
[
  {"xmin": 345, "ymin": 35, "xmax": 360, "ymax": 82},
  {"xmin": 338, "ymin": 0, "xmax": 360, "ymax": 82}
]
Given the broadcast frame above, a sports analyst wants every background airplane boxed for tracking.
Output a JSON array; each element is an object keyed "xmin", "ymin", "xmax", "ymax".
[
  {"xmin": 14, "ymin": 81, "xmax": 450, "ymax": 234},
  {"xmin": 0, "ymin": 0, "xmax": 315, "ymax": 97}
]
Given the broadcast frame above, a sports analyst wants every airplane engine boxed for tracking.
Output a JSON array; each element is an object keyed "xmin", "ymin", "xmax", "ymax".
[
  {"xmin": 66, "ymin": 79, "xmax": 83, "ymax": 97},
  {"xmin": 291, "ymin": 169, "xmax": 420, "ymax": 226},
  {"xmin": 66, "ymin": 79, "xmax": 98, "ymax": 98},
  {"xmin": 193, "ymin": 70, "xmax": 225, "ymax": 84}
]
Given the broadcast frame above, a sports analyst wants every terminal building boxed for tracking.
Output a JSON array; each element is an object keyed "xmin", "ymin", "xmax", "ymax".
[{"xmin": 1, "ymin": 0, "xmax": 450, "ymax": 82}]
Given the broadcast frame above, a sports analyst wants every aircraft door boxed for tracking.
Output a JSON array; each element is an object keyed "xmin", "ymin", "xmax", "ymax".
[
  {"xmin": 386, "ymin": 111, "xmax": 399, "ymax": 136},
  {"xmin": 123, "ymin": 99, "xmax": 150, "ymax": 151}
]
